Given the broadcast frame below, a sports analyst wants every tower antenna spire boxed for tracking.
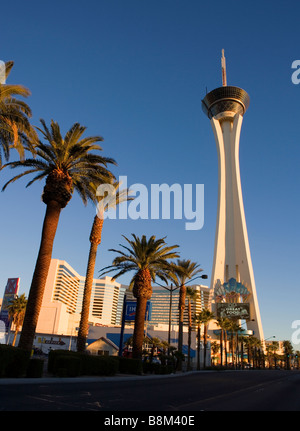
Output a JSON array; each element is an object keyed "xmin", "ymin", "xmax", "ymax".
[{"xmin": 221, "ymin": 49, "xmax": 227, "ymax": 86}]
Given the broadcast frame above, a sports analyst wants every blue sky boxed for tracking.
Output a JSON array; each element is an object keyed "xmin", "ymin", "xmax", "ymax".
[{"xmin": 0, "ymin": 0, "xmax": 299, "ymax": 346}]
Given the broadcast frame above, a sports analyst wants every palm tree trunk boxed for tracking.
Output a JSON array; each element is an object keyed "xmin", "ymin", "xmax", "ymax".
[
  {"xmin": 178, "ymin": 284, "xmax": 186, "ymax": 370},
  {"xmin": 224, "ymin": 332, "xmax": 228, "ymax": 367},
  {"xmin": 187, "ymin": 299, "xmax": 191, "ymax": 371},
  {"xmin": 12, "ymin": 327, "xmax": 19, "ymax": 347},
  {"xmin": 203, "ymin": 325, "xmax": 208, "ymax": 368},
  {"xmin": 77, "ymin": 242, "xmax": 98, "ymax": 352},
  {"xmin": 197, "ymin": 324, "xmax": 201, "ymax": 370},
  {"xmin": 220, "ymin": 329, "xmax": 223, "ymax": 366},
  {"xmin": 77, "ymin": 216, "xmax": 103, "ymax": 352},
  {"xmin": 18, "ymin": 201, "xmax": 62, "ymax": 351},
  {"xmin": 132, "ymin": 296, "xmax": 148, "ymax": 359}
]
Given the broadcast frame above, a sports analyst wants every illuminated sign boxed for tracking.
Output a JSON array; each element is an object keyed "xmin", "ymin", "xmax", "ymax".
[{"xmin": 217, "ymin": 303, "xmax": 250, "ymax": 320}]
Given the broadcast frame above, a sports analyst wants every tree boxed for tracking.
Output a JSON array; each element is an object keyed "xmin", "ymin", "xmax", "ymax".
[
  {"xmin": 186, "ymin": 286, "xmax": 199, "ymax": 370},
  {"xmin": 171, "ymin": 259, "xmax": 203, "ymax": 368},
  {"xmin": 148, "ymin": 337, "xmax": 162, "ymax": 363},
  {"xmin": 266, "ymin": 340, "xmax": 279, "ymax": 368},
  {"xmin": 100, "ymin": 234, "xmax": 179, "ymax": 359},
  {"xmin": 193, "ymin": 311, "xmax": 203, "ymax": 370},
  {"xmin": 76, "ymin": 181, "xmax": 132, "ymax": 352},
  {"xmin": 216, "ymin": 317, "xmax": 230, "ymax": 366},
  {"xmin": 0, "ymin": 61, "xmax": 36, "ymax": 165},
  {"xmin": 211, "ymin": 341, "xmax": 220, "ymax": 366},
  {"xmin": 283, "ymin": 340, "xmax": 293, "ymax": 370},
  {"xmin": 200, "ymin": 308, "xmax": 215, "ymax": 368},
  {"xmin": 7, "ymin": 293, "xmax": 27, "ymax": 346},
  {"xmin": 2, "ymin": 120, "xmax": 115, "ymax": 351}
]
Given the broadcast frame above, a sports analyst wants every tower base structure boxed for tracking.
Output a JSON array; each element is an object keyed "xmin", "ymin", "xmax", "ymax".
[{"xmin": 202, "ymin": 86, "xmax": 264, "ymax": 342}]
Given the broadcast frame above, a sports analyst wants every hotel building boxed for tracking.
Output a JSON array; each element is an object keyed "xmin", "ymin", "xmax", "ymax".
[{"xmin": 36, "ymin": 259, "xmax": 127, "ymax": 336}]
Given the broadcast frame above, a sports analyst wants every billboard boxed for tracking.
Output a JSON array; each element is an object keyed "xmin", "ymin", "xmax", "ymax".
[
  {"xmin": 217, "ymin": 303, "xmax": 250, "ymax": 320},
  {"xmin": 0, "ymin": 278, "xmax": 20, "ymax": 330},
  {"xmin": 4, "ymin": 278, "xmax": 20, "ymax": 295},
  {"xmin": 125, "ymin": 301, "xmax": 152, "ymax": 321}
]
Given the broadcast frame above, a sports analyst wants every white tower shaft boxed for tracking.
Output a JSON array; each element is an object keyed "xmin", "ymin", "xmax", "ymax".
[
  {"xmin": 202, "ymin": 56, "xmax": 264, "ymax": 341},
  {"xmin": 210, "ymin": 113, "xmax": 264, "ymax": 339}
]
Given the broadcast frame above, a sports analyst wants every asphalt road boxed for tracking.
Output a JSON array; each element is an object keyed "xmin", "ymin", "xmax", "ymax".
[{"xmin": 1, "ymin": 370, "xmax": 300, "ymax": 412}]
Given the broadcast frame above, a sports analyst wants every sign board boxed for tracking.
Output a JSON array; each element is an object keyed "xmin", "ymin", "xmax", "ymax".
[
  {"xmin": 125, "ymin": 301, "xmax": 152, "ymax": 321},
  {"xmin": 217, "ymin": 303, "xmax": 250, "ymax": 320},
  {"xmin": 0, "ymin": 278, "xmax": 20, "ymax": 330},
  {"xmin": 4, "ymin": 278, "xmax": 20, "ymax": 295}
]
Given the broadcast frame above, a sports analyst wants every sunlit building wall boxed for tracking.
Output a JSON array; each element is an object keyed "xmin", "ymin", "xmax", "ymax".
[{"xmin": 36, "ymin": 259, "xmax": 126, "ymax": 335}]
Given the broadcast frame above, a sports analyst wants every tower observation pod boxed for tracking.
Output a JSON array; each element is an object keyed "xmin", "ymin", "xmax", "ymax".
[{"xmin": 202, "ymin": 51, "xmax": 264, "ymax": 341}]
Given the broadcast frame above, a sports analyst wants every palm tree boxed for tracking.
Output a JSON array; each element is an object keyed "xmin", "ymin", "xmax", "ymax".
[
  {"xmin": 0, "ymin": 61, "xmax": 36, "ymax": 165},
  {"xmin": 2, "ymin": 119, "xmax": 116, "ymax": 352},
  {"xmin": 76, "ymin": 181, "xmax": 132, "ymax": 352},
  {"xmin": 216, "ymin": 317, "xmax": 229, "ymax": 367},
  {"xmin": 100, "ymin": 234, "xmax": 179, "ymax": 359},
  {"xmin": 148, "ymin": 337, "xmax": 162, "ymax": 363},
  {"xmin": 211, "ymin": 341, "xmax": 220, "ymax": 366},
  {"xmin": 193, "ymin": 311, "xmax": 203, "ymax": 370},
  {"xmin": 186, "ymin": 286, "xmax": 199, "ymax": 370},
  {"xmin": 7, "ymin": 293, "xmax": 27, "ymax": 346},
  {"xmin": 222, "ymin": 318, "xmax": 232, "ymax": 367},
  {"xmin": 266, "ymin": 341, "xmax": 279, "ymax": 368},
  {"xmin": 200, "ymin": 308, "xmax": 215, "ymax": 368},
  {"xmin": 171, "ymin": 259, "xmax": 203, "ymax": 366},
  {"xmin": 283, "ymin": 340, "xmax": 293, "ymax": 370},
  {"xmin": 239, "ymin": 335, "xmax": 248, "ymax": 368},
  {"xmin": 227, "ymin": 320, "xmax": 241, "ymax": 367}
]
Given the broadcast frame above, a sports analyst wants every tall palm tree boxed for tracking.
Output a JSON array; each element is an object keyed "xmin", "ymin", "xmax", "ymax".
[
  {"xmin": 239, "ymin": 335, "xmax": 248, "ymax": 368},
  {"xmin": 222, "ymin": 317, "xmax": 232, "ymax": 367},
  {"xmin": 232, "ymin": 321, "xmax": 242, "ymax": 367},
  {"xmin": 7, "ymin": 293, "xmax": 27, "ymax": 346},
  {"xmin": 0, "ymin": 61, "xmax": 36, "ymax": 165},
  {"xmin": 77, "ymin": 181, "xmax": 132, "ymax": 352},
  {"xmin": 186, "ymin": 286, "xmax": 198, "ymax": 371},
  {"xmin": 216, "ymin": 317, "xmax": 230, "ymax": 366},
  {"xmin": 100, "ymin": 234, "xmax": 179, "ymax": 359},
  {"xmin": 270, "ymin": 340, "xmax": 279, "ymax": 368},
  {"xmin": 193, "ymin": 311, "xmax": 203, "ymax": 370},
  {"xmin": 171, "ymin": 259, "xmax": 203, "ymax": 366},
  {"xmin": 200, "ymin": 308, "xmax": 215, "ymax": 368},
  {"xmin": 2, "ymin": 119, "xmax": 116, "ymax": 351}
]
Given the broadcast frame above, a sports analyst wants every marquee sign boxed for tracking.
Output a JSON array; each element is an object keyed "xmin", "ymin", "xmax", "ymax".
[
  {"xmin": 214, "ymin": 278, "xmax": 251, "ymax": 303},
  {"xmin": 216, "ymin": 303, "xmax": 250, "ymax": 320}
]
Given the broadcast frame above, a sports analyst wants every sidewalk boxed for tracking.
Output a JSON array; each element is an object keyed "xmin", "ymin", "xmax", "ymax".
[{"xmin": 0, "ymin": 370, "xmax": 210, "ymax": 385}]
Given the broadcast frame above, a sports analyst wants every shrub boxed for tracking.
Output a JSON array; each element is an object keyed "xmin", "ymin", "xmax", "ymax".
[
  {"xmin": 48, "ymin": 349, "xmax": 77, "ymax": 374},
  {"xmin": 0, "ymin": 345, "xmax": 30, "ymax": 378},
  {"xmin": 112, "ymin": 356, "xmax": 143, "ymax": 375},
  {"xmin": 48, "ymin": 350, "xmax": 118, "ymax": 377},
  {"xmin": 54, "ymin": 355, "xmax": 82, "ymax": 377},
  {"xmin": 143, "ymin": 361, "xmax": 175, "ymax": 375},
  {"xmin": 81, "ymin": 354, "xmax": 118, "ymax": 376},
  {"xmin": 26, "ymin": 358, "xmax": 44, "ymax": 378}
]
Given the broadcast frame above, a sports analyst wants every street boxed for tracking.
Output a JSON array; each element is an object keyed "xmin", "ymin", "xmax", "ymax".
[{"xmin": 1, "ymin": 370, "xmax": 300, "ymax": 412}]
